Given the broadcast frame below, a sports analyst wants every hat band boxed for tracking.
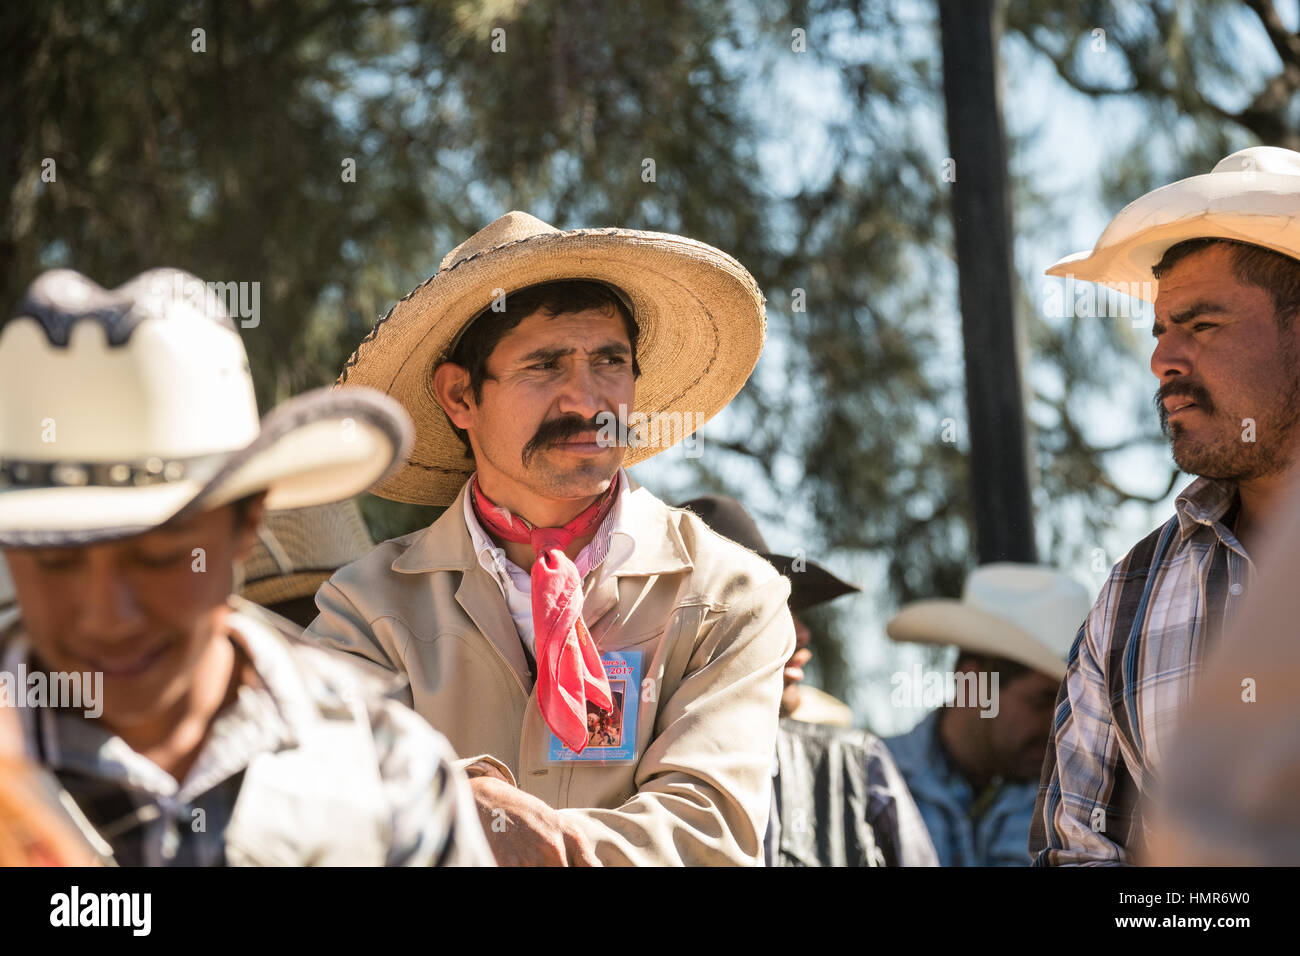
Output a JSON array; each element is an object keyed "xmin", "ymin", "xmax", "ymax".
[{"xmin": 0, "ymin": 452, "xmax": 230, "ymax": 490}]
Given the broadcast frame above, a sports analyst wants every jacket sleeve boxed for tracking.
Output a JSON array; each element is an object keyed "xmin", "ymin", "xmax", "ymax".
[
  {"xmin": 867, "ymin": 737, "xmax": 940, "ymax": 867},
  {"xmin": 558, "ymin": 575, "xmax": 795, "ymax": 866},
  {"xmin": 1029, "ymin": 609, "xmax": 1134, "ymax": 866},
  {"xmin": 305, "ymin": 577, "xmax": 406, "ymax": 676}
]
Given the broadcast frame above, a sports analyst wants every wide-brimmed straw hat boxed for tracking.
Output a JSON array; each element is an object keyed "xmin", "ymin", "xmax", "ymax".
[
  {"xmin": 238, "ymin": 498, "xmax": 374, "ymax": 608},
  {"xmin": 338, "ymin": 211, "xmax": 767, "ymax": 506},
  {"xmin": 886, "ymin": 563, "xmax": 1092, "ymax": 682},
  {"xmin": 0, "ymin": 268, "xmax": 412, "ymax": 548},
  {"xmin": 1046, "ymin": 146, "xmax": 1300, "ymax": 301}
]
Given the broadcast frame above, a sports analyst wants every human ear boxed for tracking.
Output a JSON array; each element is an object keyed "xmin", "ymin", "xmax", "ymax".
[
  {"xmin": 231, "ymin": 491, "xmax": 269, "ymax": 563},
  {"xmin": 432, "ymin": 361, "xmax": 476, "ymax": 431}
]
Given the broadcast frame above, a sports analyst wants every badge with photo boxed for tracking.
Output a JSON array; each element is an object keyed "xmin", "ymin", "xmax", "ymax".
[{"xmin": 547, "ymin": 651, "xmax": 641, "ymax": 765}]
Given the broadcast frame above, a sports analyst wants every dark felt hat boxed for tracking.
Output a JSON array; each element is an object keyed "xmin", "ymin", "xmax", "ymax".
[{"xmin": 678, "ymin": 495, "xmax": 860, "ymax": 613}]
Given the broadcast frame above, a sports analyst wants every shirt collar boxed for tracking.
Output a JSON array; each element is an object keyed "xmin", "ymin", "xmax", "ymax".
[
  {"xmin": 4, "ymin": 604, "xmax": 303, "ymax": 799},
  {"xmin": 1173, "ymin": 476, "xmax": 1244, "ymax": 548}
]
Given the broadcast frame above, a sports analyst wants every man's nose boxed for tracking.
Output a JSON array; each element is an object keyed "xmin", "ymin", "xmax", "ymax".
[
  {"xmin": 78, "ymin": 554, "xmax": 145, "ymax": 638},
  {"xmin": 554, "ymin": 363, "xmax": 603, "ymax": 420},
  {"xmin": 1150, "ymin": 329, "xmax": 1193, "ymax": 381}
]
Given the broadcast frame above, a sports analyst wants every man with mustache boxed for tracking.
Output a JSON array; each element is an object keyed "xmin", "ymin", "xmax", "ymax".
[
  {"xmin": 306, "ymin": 212, "xmax": 795, "ymax": 866},
  {"xmin": 1031, "ymin": 147, "xmax": 1300, "ymax": 865}
]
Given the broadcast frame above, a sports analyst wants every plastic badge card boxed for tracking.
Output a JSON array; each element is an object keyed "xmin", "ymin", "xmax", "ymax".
[{"xmin": 547, "ymin": 650, "xmax": 641, "ymax": 765}]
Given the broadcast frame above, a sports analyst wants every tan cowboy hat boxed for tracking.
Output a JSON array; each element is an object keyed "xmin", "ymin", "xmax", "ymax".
[
  {"xmin": 0, "ymin": 269, "xmax": 412, "ymax": 547},
  {"xmin": 886, "ymin": 563, "xmax": 1093, "ymax": 682},
  {"xmin": 238, "ymin": 498, "xmax": 374, "ymax": 607},
  {"xmin": 337, "ymin": 211, "xmax": 767, "ymax": 506},
  {"xmin": 1046, "ymin": 146, "xmax": 1300, "ymax": 302}
]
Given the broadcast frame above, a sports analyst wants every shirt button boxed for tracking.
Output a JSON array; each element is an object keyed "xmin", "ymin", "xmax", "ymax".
[{"xmin": 1229, "ymin": 582, "xmax": 1244, "ymax": 596}]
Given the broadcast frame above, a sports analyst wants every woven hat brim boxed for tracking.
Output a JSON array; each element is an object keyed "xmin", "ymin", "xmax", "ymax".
[
  {"xmin": 1044, "ymin": 170, "xmax": 1300, "ymax": 302},
  {"xmin": 338, "ymin": 228, "xmax": 766, "ymax": 506},
  {"xmin": 885, "ymin": 600, "xmax": 1068, "ymax": 681},
  {"xmin": 240, "ymin": 570, "xmax": 332, "ymax": 606},
  {"xmin": 0, "ymin": 387, "xmax": 411, "ymax": 548}
]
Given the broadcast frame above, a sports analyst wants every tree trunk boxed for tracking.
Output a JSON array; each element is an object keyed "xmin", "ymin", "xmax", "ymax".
[{"xmin": 938, "ymin": 0, "xmax": 1037, "ymax": 564}]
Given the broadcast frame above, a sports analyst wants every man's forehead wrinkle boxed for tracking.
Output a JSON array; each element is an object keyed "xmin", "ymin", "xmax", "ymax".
[
  {"xmin": 512, "ymin": 339, "xmax": 631, "ymax": 363},
  {"xmin": 1153, "ymin": 290, "xmax": 1233, "ymax": 327}
]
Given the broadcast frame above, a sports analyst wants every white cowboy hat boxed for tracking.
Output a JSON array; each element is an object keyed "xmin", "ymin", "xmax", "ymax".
[
  {"xmin": 0, "ymin": 268, "xmax": 412, "ymax": 548},
  {"xmin": 1046, "ymin": 146, "xmax": 1300, "ymax": 301},
  {"xmin": 337, "ymin": 211, "xmax": 767, "ymax": 506},
  {"xmin": 885, "ymin": 563, "xmax": 1092, "ymax": 682}
]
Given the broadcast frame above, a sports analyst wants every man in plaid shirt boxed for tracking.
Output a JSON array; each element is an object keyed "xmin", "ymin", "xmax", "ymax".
[{"xmin": 1031, "ymin": 146, "xmax": 1300, "ymax": 864}]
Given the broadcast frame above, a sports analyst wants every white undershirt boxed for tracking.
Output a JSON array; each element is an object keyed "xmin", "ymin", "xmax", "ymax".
[{"xmin": 462, "ymin": 470, "xmax": 636, "ymax": 660}]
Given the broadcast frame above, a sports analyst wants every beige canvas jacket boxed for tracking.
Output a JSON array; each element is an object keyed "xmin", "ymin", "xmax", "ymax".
[{"xmin": 304, "ymin": 478, "xmax": 795, "ymax": 866}]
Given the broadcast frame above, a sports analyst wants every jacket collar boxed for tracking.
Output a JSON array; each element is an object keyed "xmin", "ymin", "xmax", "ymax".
[{"xmin": 389, "ymin": 473, "xmax": 693, "ymax": 687}]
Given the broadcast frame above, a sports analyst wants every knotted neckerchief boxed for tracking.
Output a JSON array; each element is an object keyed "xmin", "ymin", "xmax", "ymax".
[{"xmin": 470, "ymin": 474, "xmax": 619, "ymax": 752}]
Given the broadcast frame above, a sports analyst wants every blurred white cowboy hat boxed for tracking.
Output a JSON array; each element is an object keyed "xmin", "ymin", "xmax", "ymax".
[
  {"xmin": 886, "ymin": 563, "xmax": 1093, "ymax": 682},
  {"xmin": 1046, "ymin": 146, "xmax": 1300, "ymax": 302},
  {"xmin": 0, "ymin": 268, "xmax": 412, "ymax": 547},
  {"xmin": 337, "ymin": 211, "xmax": 767, "ymax": 506}
]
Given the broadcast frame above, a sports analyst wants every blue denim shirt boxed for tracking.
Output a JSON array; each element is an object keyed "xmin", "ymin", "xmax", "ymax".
[{"xmin": 884, "ymin": 710, "xmax": 1037, "ymax": 866}]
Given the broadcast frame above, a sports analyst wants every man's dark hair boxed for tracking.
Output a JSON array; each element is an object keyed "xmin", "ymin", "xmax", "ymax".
[
  {"xmin": 1152, "ymin": 238, "xmax": 1300, "ymax": 329},
  {"xmin": 229, "ymin": 492, "xmax": 263, "ymax": 528},
  {"xmin": 440, "ymin": 280, "xmax": 641, "ymax": 455}
]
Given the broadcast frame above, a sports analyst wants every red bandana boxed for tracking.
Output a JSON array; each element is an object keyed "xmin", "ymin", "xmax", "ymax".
[{"xmin": 470, "ymin": 474, "xmax": 620, "ymax": 752}]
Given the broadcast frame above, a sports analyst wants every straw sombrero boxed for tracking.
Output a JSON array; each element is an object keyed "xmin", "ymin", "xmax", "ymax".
[
  {"xmin": 886, "ymin": 563, "xmax": 1092, "ymax": 682},
  {"xmin": 1046, "ymin": 146, "xmax": 1300, "ymax": 301},
  {"xmin": 238, "ymin": 498, "xmax": 374, "ymax": 607},
  {"xmin": 0, "ymin": 269, "xmax": 412, "ymax": 547},
  {"xmin": 337, "ymin": 211, "xmax": 767, "ymax": 506}
]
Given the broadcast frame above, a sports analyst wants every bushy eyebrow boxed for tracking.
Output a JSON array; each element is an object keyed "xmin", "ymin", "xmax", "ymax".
[
  {"xmin": 517, "ymin": 345, "xmax": 571, "ymax": 364},
  {"xmin": 1151, "ymin": 300, "xmax": 1231, "ymax": 336}
]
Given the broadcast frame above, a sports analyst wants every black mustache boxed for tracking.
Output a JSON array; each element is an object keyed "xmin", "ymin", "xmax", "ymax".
[
  {"xmin": 1155, "ymin": 381, "xmax": 1215, "ymax": 431},
  {"xmin": 521, "ymin": 414, "xmax": 607, "ymax": 466}
]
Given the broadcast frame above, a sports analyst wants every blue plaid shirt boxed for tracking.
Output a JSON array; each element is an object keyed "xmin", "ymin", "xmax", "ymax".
[
  {"xmin": 1030, "ymin": 477, "xmax": 1256, "ymax": 865},
  {"xmin": 885, "ymin": 710, "xmax": 1038, "ymax": 866}
]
